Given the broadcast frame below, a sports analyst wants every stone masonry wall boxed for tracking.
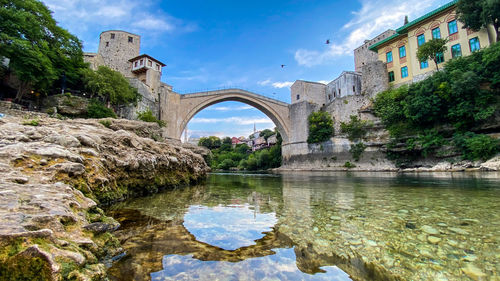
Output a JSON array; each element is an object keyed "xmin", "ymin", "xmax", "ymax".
[
  {"xmin": 361, "ymin": 61, "xmax": 389, "ymax": 97},
  {"xmin": 97, "ymin": 31, "xmax": 140, "ymax": 78}
]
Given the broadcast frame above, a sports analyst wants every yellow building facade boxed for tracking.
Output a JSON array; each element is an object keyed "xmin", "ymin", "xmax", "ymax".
[{"xmin": 369, "ymin": 0, "xmax": 497, "ymax": 86}]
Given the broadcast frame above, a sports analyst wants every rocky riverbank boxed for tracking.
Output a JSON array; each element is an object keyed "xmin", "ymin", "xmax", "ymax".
[{"xmin": 0, "ymin": 112, "xmax": 209, "ymax": 280}]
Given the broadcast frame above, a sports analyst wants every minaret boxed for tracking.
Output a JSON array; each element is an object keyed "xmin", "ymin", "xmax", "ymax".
[{"xmin": 253, "ymin": 123, "xmax": 256, "ymax": 133}]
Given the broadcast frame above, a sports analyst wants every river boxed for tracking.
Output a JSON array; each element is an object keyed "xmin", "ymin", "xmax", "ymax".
[{"xmin": 106, "ymin": 172, "xmax": 500, "ymax": 281}]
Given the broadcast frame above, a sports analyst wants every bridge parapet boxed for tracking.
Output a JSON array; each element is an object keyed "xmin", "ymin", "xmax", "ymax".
[{"xmin": 181, "ymin": 89, "xmax": 290, "ymax": 107}]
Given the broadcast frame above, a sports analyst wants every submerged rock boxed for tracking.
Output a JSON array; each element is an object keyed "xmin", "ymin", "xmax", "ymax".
[
  {"xmin": 421, "ymin": 225, "xmax": 440, "ymax": 235},
  {"xmin": 461, "ymin": 264, "xmax": 487, "ymax": 280},
  {"xmin": 428, "ymin": 236, "xmax": 441, "ymax": 244}
]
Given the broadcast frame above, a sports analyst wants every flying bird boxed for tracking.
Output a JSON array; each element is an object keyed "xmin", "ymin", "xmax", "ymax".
[
  {"xmin": 326, "ymin": 39, "xmax": 330, "ymax": 44},
  {"xmin": 281, "ymin": 64, "xmax": 286, "ymax": 68}
]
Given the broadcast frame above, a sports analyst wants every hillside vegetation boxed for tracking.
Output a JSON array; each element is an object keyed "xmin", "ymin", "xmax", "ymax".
[{"xmin": 373, "ymin": 43, "xmax": 500, "ymax": 166}]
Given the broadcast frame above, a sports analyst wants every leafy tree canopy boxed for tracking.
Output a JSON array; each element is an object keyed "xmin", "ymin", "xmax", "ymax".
[
  {"xmin": 259, "ymin": 129, "xmax": 274, "ymax": 141},
  {"xmin": 417, "ymin": 39, "xmax": 448, "ymax": 70},
  {"xmin": 198, "ymin": 136, "xmax": 222, "ymax": 149},
  {"xmin": 457, "ymin": 0, "xmax": 500, "ymax": 42},
  {"xmin": 0, "ymin": 0, "xmax": 86, "ymax": 100},
  {"xmin": 81, "ymin": 66, "xmax": 140, "ymax": 106}
]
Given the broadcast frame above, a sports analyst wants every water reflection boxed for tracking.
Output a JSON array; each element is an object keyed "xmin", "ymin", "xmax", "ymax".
[
  {"xmin": 151, "ymin": 250, "xmax": 350, "ymax": 281},
  {"xmin": 183, "ymin": 204, "xmax": 278, "ymax": 250},
  {"xmin": 107, "ymin": 172, "xmax": 500, "ymax": 281}
]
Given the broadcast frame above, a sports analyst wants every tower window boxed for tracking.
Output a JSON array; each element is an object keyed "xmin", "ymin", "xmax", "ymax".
[
  {"xmin": 128, "ymin": 36, "xmax": 133, "ymax": 43},
  {"xmin": 296, "ymin": 94, "xmax": 300, "ymax": 100},
  {"xmin": 105, "ymin": 42, "xmax": 109, "ymax": 47},
  {"xmin": 110, "ymin": 33, "xmax": 115, "ymax": 39},
  {"xmin": 353, "ymin": 86, "xmax": 356, "ymax": 92}
]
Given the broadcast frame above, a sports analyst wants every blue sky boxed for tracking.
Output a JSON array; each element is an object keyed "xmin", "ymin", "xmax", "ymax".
[{"xmin": 43, "ymin": 0, "xmax": 450, "ymax": 139}]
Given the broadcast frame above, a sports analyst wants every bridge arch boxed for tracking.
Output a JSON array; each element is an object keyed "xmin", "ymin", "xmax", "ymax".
[{"xmin": 165, "ymin": 89, "xmax": 290, "ymax": 143}]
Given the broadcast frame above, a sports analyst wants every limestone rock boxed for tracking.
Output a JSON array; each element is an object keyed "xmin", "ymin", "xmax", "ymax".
[
  {"xmin": 83, "ymin": 222, "xmax": 120, "ymax": 234},
  {"xmin": 480, "ymin": 155, "xmax": 500, "ymax": 171},
  {"xmin": 0, "ymin": 114, "xmax": 209, "ymax": 281}
]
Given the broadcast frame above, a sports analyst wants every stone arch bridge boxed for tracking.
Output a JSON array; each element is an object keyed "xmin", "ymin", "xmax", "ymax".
[{"xmin": 160, "ymin": 89, "xmax": 291, "ymax": 143}]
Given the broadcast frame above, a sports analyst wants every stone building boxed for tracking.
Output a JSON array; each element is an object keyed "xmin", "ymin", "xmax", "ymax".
[
  {"xmin": 354, "ymin": 29, "xmax": 396, "ymax": 72},
  {"xmin": 291, "ymin": 80, "xmax": 327, "ymax": 105},
  {"xmin": 326, "ymin": 71, "xmax": 362, "ymax": 103},
  {"xmin": 84, "ymin": 30, "xmax": 169, "ymax": 119},
  {"xmin": 368, "ymin": 0, "xmax": 497, "ymax": 86}
]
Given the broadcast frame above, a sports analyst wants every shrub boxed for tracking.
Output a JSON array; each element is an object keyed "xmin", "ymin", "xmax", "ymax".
[
  {"xmin": 340, "ymin": 115, "xmax": 373, "ymax": 141},
  {"xmin": 23, "ymin": 118, "xmax": 39, "ymax": 126},
  {"xmin": 99, "ymin": 120, "xmax": 112, "ymax": 128},
  {"xmin": 453, "ymin": 132, "xmax": 500, "ymax": 161},
  {"xmin": 344, "ymin": 161, "xmax": 356, "ymax": 168},
  {"xmin": 137, "ymin": 109, "xmax": 166, "ymax": 127},
  {"xmin": 349, "ymin": 142, "xmax": 366, "ymax": 162},
  {"xmin": 307, "ymin": 111, "xmax": 334, "ymax": 144},
  {"xmin": 87, "ymin": 100, "xmax": 116, "ymax": 119}
]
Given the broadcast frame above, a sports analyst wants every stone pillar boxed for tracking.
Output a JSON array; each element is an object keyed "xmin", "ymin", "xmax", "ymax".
[
  {"xmin": 282, "ymin": 101, "xmax": 320, "ymax": 161},
  {"xmin": 159, "ymin": 86, "xmax": 182, "ymax": 141}
]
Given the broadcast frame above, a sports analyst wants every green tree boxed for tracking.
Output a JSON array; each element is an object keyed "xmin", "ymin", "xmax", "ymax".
[
  {"xmin": 457, "ymin": 0, "xmax": 500, "ymax": 42},
  {"xmin": 307, "ymin": 111, "xmax": 334, "ymax": 144},
  {"xmin": 417, "ymin": 39, "xmax": 448, "ymax": 70},
  {"xmin": 198, "ymin": 136, "xmax": 221, "ymax": 149},
  {"xmin": 259, "ymin": 129, "xmax": 274, "ymax": 141},
  {"xmin": 222, "ymin": 137, "xmax": 232, "ymax": 145},
  {"xmin": 0, "ymin": 0, "xmax": 85, "ymax": 100},
  {"xmin": 81, "ymin": 66, "xmax": 140, "ymax": 106}
]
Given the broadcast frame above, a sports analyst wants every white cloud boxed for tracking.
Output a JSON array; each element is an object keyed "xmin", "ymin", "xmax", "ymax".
[
  {"xmin": 42, "ymin": 0, "xmax": 196, "ymax": 50},
  {"xmin": 258, "ymin": 79, "xmax": 272, "ymax": 86},
  {"xmin": 271, "ymin": 81, "xmax": 294, "ymax": 89},
  {"xmin": 132, "ymin": 18, "xmax": 175, "ymax": 32},
  {"xmin": 190, "ymin": 117, "xmax": 274, "ymax": 125},
  {"xmin": 294, "ymin": 0, "xmax": 450, "ymax": 66}
]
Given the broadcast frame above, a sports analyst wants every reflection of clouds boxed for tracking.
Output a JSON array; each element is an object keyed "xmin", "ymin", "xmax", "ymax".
[
  {"xmin": 152, "ymin": 249, "xmax": 351, "ymax": 281},
  {"xmin": 183, "ymin": 204, "xmax": 278, "ymax": 250}
]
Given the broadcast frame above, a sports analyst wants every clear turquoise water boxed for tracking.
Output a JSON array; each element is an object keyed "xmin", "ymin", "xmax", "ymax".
[{"xmin": 107, "ymin": 172, "xmax": 500, "ymax": 281}]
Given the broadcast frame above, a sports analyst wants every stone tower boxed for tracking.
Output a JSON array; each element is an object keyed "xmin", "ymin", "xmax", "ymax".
[{"xmin": 97, "ymin": 30, "xmax": 141, "ymax": 78}]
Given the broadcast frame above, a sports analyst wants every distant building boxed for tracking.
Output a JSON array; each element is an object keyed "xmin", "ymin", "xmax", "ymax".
[
  {"xmin": 368, "ymin": 0, "xmax": 497, "ymax": 86},
  {"xmin": 231, "ymin": 137, "xmax": 241, "ymax": 145}
]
